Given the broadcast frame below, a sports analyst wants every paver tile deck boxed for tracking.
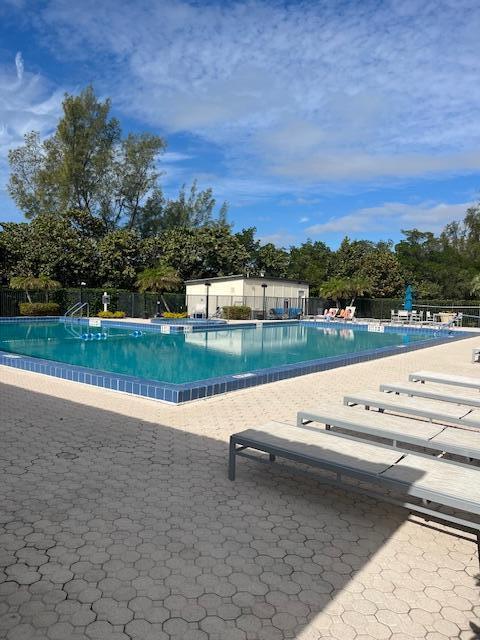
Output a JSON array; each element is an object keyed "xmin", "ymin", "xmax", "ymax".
[{"xmin": 1, "ymin": 334, "xmax": 479, "ymax": 639}]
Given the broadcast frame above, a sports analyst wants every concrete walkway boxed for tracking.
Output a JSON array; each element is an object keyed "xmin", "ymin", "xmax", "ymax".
[{"xmin": 1, "ymin": 336, "xmax": 479, "ymax": 639}]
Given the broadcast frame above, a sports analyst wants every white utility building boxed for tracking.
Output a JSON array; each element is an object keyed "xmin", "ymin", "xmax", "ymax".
[{"xmin": 185, "ymin": 275, "xmax": 310, "ymax": 318}]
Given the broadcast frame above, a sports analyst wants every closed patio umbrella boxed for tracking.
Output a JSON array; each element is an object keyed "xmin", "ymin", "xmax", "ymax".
[{"xmin": 404, "ymin": 284, "xmax": 413, "ymax": 312}]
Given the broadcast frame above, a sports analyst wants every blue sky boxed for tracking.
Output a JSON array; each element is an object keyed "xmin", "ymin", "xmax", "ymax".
[{"xmin": 1, "ymin": 0, "xmax": 480, "ymax": 248}]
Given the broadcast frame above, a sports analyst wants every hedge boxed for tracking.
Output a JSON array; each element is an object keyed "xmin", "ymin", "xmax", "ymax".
[
  {"xmin": 19, "ymin": 302, "xmax": 61, "ymax": 316},
  {"xmin": 222, "ymin": 305, "xmax": 251, "ymax": 320},
  {"xmin": 97, "ymin": 310, "xmax": 126, "ymax": 318}
]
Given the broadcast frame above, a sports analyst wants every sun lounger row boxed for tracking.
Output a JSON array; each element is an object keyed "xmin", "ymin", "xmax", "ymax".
[
  {"xmin": 316, "ymin": 306, "xmax": 356, "ymax": 320},
  {"xmin": 230, "ymin": 370, "xmax": 480, "ymax": 560}
]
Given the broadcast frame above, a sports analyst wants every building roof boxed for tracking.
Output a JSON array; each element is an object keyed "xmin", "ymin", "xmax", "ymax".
[{"xmin": 184, "ymin": 274, "xmax": 309, "ymax": 286}]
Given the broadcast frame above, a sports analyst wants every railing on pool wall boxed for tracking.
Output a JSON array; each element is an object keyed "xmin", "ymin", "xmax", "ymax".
[{"xmin": 64, "ymin": 301, "xmax": 90, "ymax": 319}]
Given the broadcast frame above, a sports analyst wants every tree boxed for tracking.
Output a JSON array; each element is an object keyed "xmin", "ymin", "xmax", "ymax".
[
  {"xmin": 288, "ymin": 240, "xmax": 333, "ymax": 295},
  {"xmin": 471, "ymin": 274, "xmax": 480, "ymax": 297},
  {"xmin": 10, "ymin": 275, "xmax": 61, "ymax": 303},
  {"xmin": 396, "ymin": 227, "xmax": 473, "ymax": 299},
  {"xmin": 8, "ymin": 86, "xmax": 165, "ymax": 230},
  {"xmin": 1, "ymin": 216, "xmax": 97, "ymax": 287},
  {"xmin": 97, "ymin": 229, "xmax": 145, "ymax": 289},
  {"xmin": 148, "ymin": 224, "xmax": 250, "ymax": 281},
  {"xmin": 134, "ymin": 181, "xmax": 228, "ymax": 236},
  {"xmin": 136, "ymin": 264, "xmax": 182, "ymax": 312},
  {"xmin": 358, "ymin": 250, "xmax": 404, "ymax": 298},
  {"xmin": 319, "ymin": 276, "xmax": 371, "ymax": 306},
  {"xmin": 333, "ymin": 237, "xmax": 378, "ymax": 278},
  {"xmin": 255, "ymin": 243, "xmax": 290, "ymax": 277}
]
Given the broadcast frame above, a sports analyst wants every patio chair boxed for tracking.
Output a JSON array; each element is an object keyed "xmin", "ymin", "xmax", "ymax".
[
  {"xmin": 288, "ymin": 307, "xmax": 302, "ymax": 319},
  {"xmin": 228, "ymin": 422, "xmax": 480, "ymax": 560},
  {"xmin": 270, "ymin": 307, "xmax": 288, "ymax": 320},
  {"xmin": 397, "ymin": 310, "xmax": 409, "ymax": 323},
  {"xmin": 191, "ymin": 303, "xmax": 206, "ymax": 319},
  {"xmin": 344, "ymin": 306, "xmax": 356, "ymax": 321}
]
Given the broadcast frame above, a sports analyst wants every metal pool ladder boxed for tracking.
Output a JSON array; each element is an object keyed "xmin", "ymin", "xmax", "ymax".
[
  {"xmin": 64, "ymin": 301, "xmax": 90, "ymax": 319},
  {"xmin": 64, "ymin": 302, "xmax": 90, "ymax": 338}
]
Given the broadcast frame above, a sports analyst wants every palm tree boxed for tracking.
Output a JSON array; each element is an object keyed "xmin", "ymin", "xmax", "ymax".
[
  {"xmin": 471, "ymin": 274, "xmax": 480, "ymax": 297},
  {"xmin": 319, "ymin": 277, "xmax": 350, "ymax": 306},
  {"xmin": 346, "ymin": 276, "xmax": 372, "ymax": 306},
  {"xmin": 319, "ymin": 276, "xmax": 371, "ymax": 306},
  {"xmin": 10, "ymin": 275, "xmax": 61, "ymax": 303},
  {"xmin": 135, "ymin": 264, "xmax": 182, "ymax": 313}
]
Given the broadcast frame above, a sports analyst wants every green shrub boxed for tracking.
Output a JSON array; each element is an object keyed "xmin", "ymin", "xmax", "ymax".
[
  {"xmin": 222, "ymin": 305, "xmax": 251, "ymax": 320},
  {"xmin": 19, "ymin": 302, "xmax": 60, "ymax": 316},
  {"xmin": 162, "ymin": 311, "xmax": 187, "ymax": 318},
  {"xmin": 97, "ymin": 310, "xmax": 126, "ymax": 318}
]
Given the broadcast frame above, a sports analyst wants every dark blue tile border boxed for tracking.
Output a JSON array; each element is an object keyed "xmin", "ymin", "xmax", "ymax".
[{"xmin": 0, "ymin": 316, "xmax": 475, "ymax": 404}]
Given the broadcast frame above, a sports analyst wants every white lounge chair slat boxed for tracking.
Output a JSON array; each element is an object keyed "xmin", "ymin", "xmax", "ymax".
[
  {"xmin": 432, "ymin": 426, "xmax": 480, "ymax": 454},
  {"xmin": 410, "ymin": 371, "xmax": 480, "ymax": 390},
  {"xmin": 235, "ymin": 422, "xmax": 403, "ymax": 474},
  {"xmin": 297, "ymin": 405, "xmax": 480, "ymax": 460},
  {"xmin": 343, "ymin": 390, "xmax": 475, "ymax": 427},
  {"xmin": 380, "ymin": 381, "xmax": 480, "ymax": 408},
  {"xmin": 298, "ymin": 405, "xmax": 444, "ymax": 439},
  {"xmin": 382, "ymin": 455, "xmax": 480, "ymax": 510}
]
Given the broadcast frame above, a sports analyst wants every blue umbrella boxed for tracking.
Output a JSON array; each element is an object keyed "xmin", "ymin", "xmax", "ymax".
[{"xmin": 404, "ymin": 284, "xmax": 413, "ymax": 312}]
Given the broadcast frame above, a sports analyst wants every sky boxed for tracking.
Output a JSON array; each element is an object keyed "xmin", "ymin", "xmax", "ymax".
[{"xmin": 0, "ymin": 0, "xmax": 480, "ymax": 248}]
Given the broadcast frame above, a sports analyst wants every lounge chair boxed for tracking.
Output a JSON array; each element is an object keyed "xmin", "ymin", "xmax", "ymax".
[
  {"xmin": 380, "ymin": 381, "xmax": 480, "ymax": 408},
  {"xmin": 410, "ymin": 370, "xmax": 480, "ymax": 391},
  {"xmin": 269, "ymin": 308, "xmax": 287, "ymax": 320},
  {"xmin": 344, "ymin": 306, "xmax": 356, "ymax": 321},
  {"xmin": 296, "ymin": 404, "xmax": 480, "ymax": 462},
  {"xmin": 192, "ymin": 303, "xmax": 206, "ymax": 319},
  {"xmin": 228, "ymin": 423, "xmax": 480, "ymax": 555},
  {"xmin": 409, "ymin": 310, "xmax": 422, "ymax": 323},
  {"xmin": 288, "ymin": 307, "xmax": 302, "ymax": 319},
  {"xmin": 343, "ymin": 390, "xmax": 480, "ymax": 429},
  {"xmin": 473, "ymin": 348, "xmax": 480, "ymax": 364}
]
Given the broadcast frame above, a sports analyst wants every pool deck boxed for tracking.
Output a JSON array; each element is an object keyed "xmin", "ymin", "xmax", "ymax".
[{"xmin": 1, "ymin": 335, "xmax": 479, "ymax": 639}]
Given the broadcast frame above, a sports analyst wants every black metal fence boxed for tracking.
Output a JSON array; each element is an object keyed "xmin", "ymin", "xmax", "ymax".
[
  {"xmin": 2, "ymin": 288, "xmax": 480, "ymax": 325},
  {"xmin": 306, "ymin": 297, "xmax": 480, "ymax": 327},
  {"xmin": 0, "ymin": 288, "xmax": 186, "ymax": 318}
]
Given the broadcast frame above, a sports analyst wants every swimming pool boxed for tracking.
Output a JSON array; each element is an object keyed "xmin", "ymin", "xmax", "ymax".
[{"xmin": 0, "ymin": 317, "xmax": 467, "ymax": 403}]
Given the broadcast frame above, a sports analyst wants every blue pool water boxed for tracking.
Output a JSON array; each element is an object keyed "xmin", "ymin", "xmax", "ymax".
[{"xmin": 0, "ymin": 320, "xmax": 433, "ymax": 385}]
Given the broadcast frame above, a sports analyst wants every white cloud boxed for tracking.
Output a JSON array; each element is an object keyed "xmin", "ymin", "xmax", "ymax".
[
  {"xmin": 0, "ymin": 54, "xmax": 63, "ymax": 198},
  {"xmin": 306, "ymin": 201, "xmax": 474, "ymax": 236},
  {"xmin": 259, "ymin": 231, "xmax": 296, "ymax": 248},
  {"xmin": 299, "ymin": 216, "xmax": 309, "ymax": 223},
  {"xmin": 32, "ymin": 0, "xmax": 480, "ymax": 186},
  {"xmin": 14, "ymin": 52, "xmax": 23, "ymax": 81},
  {"xmin": 162, "ymin": 151, "xmax": 193, "ymax": 163}
]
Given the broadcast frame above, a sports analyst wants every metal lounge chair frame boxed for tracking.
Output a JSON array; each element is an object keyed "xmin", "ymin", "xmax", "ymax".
[
  {"xmin": 296, "ymin": 407, "xmax": 480, "ymax": 461},
  {"xmin": 410, "ymin": 370, "xmax": 480, "ymax": 390},
  {"xmin": 228, "ymin": 424, "xmax": 480, "ymax": 561},
  {"xmin": 380, "ymin": 382, "xmax": 480, "ymax": 408},
  {"xmin": 343, "ymin": 391, "xmax": 480, "ymax": 429}
]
